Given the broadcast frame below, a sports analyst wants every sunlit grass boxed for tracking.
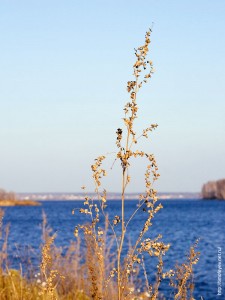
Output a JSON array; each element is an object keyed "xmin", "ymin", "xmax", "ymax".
[{"xmin": 0, "ymin": 29, "xmax": 200, "ymax": 300}]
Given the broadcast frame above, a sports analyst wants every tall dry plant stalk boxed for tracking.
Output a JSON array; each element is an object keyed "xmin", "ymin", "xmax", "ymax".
[
  {"xmin": 0, "ymin": 29, "xmax": 200, "ymax": 300},
  {"xmin": 73, "ymin": 28, "xmax": 200, "ymax": 300}
]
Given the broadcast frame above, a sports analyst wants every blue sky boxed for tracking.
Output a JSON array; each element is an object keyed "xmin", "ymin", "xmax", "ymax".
[{"xmin": 0, "ymin": 0, "xmax": 225, "ymax": 193}]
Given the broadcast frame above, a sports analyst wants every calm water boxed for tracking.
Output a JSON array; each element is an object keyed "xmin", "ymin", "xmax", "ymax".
[{"xmin": 1, "ymin": 199, "xmax": 225, "ymax": 299}]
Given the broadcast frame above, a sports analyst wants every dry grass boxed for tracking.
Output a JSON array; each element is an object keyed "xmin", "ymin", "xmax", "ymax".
[
  {"xmin": 0, "ymin": 29, "xmax": 200, "ymax": 300},
  {"xmin": 71, "ymin": 28, "xmax": 200, "ymax": 300},
  {"xmin": 0, "ymin": 206, "xmax": 199, "ymax": 299}
]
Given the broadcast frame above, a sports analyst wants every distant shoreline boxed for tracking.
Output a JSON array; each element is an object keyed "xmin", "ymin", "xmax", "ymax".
[
  {"xmin": 0, "ymin": 199, "xmax": 41, "ymax": 206},
  {"xmin": 17, "ymin": 192, "xmax": 201, "ymax": 201}
]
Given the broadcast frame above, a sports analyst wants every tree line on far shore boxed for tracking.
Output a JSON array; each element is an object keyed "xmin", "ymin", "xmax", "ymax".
[{"xmin": 0, "ymin": 188, "xmax": 17, "ymax": 201}]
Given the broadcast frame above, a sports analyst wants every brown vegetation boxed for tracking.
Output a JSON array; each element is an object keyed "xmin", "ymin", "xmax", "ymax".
[
  {"xmin": 70, "ymin": 28, "xmax": 200, "ymax": 299},
  {"xmin": 0, "ymin": 29, "xmax": 200, "ymax": 299},
  {"xmin": 0, "ymin": 189, "xmax": 17, "ymax": 201},
  {"xmin": 0, "ymin": 188, "xmax": 40, "ymax": 206}
]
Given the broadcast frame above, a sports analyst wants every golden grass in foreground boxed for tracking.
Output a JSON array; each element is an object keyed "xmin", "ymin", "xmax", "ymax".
[{"xmin": 0, "ymin": 208, "xmax": 200, "ymax": 299}]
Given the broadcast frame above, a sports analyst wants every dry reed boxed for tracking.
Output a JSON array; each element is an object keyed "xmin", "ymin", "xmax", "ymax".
[
  {"xmin": 0, "ymin": 29, "xmax": 200, "ymax": 300},
  {"xmin": 72, "ymin": 28, "xmax": 200, "ymax": 300}
]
